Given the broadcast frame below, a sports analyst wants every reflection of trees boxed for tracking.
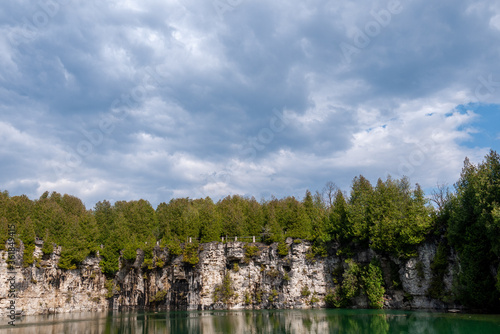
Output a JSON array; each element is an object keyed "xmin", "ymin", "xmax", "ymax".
[
  {"xmin": 16, "ymin": 309, "xmax": 500, "ymax": 333},
  {"xmin": 370, "ymin": 314, "xmax": 389, "ymax": 334}
]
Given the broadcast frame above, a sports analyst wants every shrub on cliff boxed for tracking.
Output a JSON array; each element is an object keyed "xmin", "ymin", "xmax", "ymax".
[
  {"xmin": 362, "ymin": 260, "xmax": 385, "ymax": 309},
  {"xmin": 213, "ymin": 272, "xmax": 235, "ymax": 304},
  {"xmin": 277, "ymin": 241, "xmax": 289, "ymax": 256},
  {"xmin": 182, "ymin": 242, "xmax": 199, "ymax": 265}
]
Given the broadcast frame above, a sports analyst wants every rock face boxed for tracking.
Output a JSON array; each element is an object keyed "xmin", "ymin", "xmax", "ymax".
[{"xmin": 0, "ymin": 239, "xmax": 459, "ymax": 316}]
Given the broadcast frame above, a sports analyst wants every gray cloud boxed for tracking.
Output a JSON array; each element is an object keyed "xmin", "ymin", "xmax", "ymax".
[{"xmin": 1, "ymin": 0, "xmax": 499, "ymax": 207}]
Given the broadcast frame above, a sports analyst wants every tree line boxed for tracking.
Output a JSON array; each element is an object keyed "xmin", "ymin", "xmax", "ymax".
[{"xmin": 1, "ymin": 150, "xmax": 499, "ymax": 309}]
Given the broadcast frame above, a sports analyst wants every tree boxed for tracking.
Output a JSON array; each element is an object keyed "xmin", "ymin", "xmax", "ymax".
[
  {"xmin": 369, "ymin": 177, "xmax": 432, "ymax": 257},
  {"xmin": 329, "ymin": 190, "xmax": 349, "ymax": 243},
  {"xmin": 347, "ymin": 175, "xmax": 374, "ymax": 245},
  {"xmin": 447, "ymin": 151, "xmax": 500, "ymax": 308},
  {"xmin": 322, "ymin": 181, "xmax": 338, "ymax": 209},
  {"xmin": 198, "ymin": 197, "xmax": 222, "ymax": 243}
]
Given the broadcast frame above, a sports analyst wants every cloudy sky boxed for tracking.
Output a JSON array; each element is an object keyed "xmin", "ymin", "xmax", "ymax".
[{"xmin": 1, "ymin": 0, "xmax": 500, "ymax": 208}]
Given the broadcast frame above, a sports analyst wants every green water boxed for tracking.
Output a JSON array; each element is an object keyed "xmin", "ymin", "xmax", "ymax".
[{"xmin": 2, "ymin": 309, "xmax": 500, "ymax": 333}]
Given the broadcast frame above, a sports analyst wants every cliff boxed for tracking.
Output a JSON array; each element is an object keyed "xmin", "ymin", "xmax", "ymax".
[{"xmin": 0, "ymin": 239, "xmax": 459, "ymax": 316}]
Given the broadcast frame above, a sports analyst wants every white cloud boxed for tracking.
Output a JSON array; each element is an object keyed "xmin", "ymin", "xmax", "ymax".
[{"xmin": 1, "ymin": 0, "xmax": 499, "ymax": 207}]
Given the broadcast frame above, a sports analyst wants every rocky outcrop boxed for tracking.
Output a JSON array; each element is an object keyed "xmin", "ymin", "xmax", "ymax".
[{"xmin": 0, "ymin": 239, "xmax": 460, "ymax": 316}]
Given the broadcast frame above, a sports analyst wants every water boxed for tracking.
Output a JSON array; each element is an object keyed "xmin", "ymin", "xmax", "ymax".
[{"xmin": 1, "ymin": 309, "xmax": 500, "ymax": 333}]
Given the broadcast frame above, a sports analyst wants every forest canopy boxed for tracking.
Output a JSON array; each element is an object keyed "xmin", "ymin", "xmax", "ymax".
[{"xmin": 1, "ymin": 151, "xmax": 500, "ymax": 309}]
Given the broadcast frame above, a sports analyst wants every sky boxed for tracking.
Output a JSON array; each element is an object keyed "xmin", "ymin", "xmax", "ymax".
[{"xmin": 1, "ymin": 0, "xmax": 500, "ymax": 209}]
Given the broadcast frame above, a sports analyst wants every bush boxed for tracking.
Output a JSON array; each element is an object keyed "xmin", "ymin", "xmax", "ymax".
[
  {"xmin": 362, "ymin": 261, "xmax": 385, "ymax": 309},
  {"xmin": 427, "ymin": 241, "xmax": 449, "ymax": 300},
  {"xmin": 244, "ymin": 244, "xmax": 259, "ymax": 258},
  {"xmin": 268, "ymin": 289, "xmax": 279, "ymax": 302},
  {"xmin": 168, "ymin": 241, "xmax": 182, "ymax": 256},
  {"xmin": 277, "ymin": 241, "xmax": 289, "ymax": 256},
  {"xmin": 105, "ymin": 279, "xmax": 114, "ymax": 299},
  {"xmin": 301, "ymin": 286, "xmax": 311, "ymax": 297},
  {"xmin": 342, "ymin": 259, "xmax": 360, "ymax": 300},
  {"xmin": 150, "ymin": 290, "xmax": 168, "ymax": 303},
  {"xmin": 182, "ymin": 242, "xmax": 199, "ymax": 265},
  {"xmin": 142, "ymin": 258, "xmax": 154, "ymax": 270},
  {"xmin": 213, "ymin": 272, "xmax": 235, "ymax": 304},
  {"xmin": 324, "ymin": 288, "xmax": 343, "ymax": 308},
  {"xmin": 22, "ymin": 243, "xmax": 35, "ymax": 267}
]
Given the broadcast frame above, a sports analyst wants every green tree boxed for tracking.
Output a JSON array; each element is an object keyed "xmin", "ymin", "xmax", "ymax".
[
  {"xmin": 347, "ymin": 175, "xmax": 374, "ymax": 245},
  {"xmin": 198, "ymin": 197, "xmax": 222, "ymax": 242},
  {"xmin": 447, "ymin": 152, "xmax": 500, "ymax": 308},
  {"xmin": 329, "ymin": 190, "xmax": 350, "ymax": 243}
]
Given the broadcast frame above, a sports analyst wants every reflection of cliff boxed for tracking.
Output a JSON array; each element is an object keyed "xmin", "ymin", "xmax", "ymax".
[
  {"xmin": 0, "ymin": 239, "xmax": 458, "ymax": 316},
  {"xmin": 6, "ymin": 310, "xmax": 495, "ymax": 334}
]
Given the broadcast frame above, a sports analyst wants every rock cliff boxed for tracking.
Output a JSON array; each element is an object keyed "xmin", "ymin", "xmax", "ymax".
[{"xmin": 0, "ymin": 239, "xmax": 459, "ymax": 316}]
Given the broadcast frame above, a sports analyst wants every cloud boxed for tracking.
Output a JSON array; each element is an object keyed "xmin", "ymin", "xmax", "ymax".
[{"xmin": 1, "ymin": 0, "xmax": 499, "ymax": 207}]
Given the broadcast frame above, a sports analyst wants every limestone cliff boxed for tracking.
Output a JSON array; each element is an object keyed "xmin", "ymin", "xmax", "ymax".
[{"xmin": 0, "ymin": 239, "xmax": 459, "ymax": 316}]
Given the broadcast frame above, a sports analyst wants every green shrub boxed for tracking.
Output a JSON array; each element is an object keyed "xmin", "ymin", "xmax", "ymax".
[
  {"xmin": 268, "ymin": 289, "xmax": 279, "ymax": 302},
  {"xmin": 244, "ymin": 244, "xmax": 259, "ymax": 258},
  {"xmin": 168, "ymin": 241, "xmax": 182, "ymax": 256},
  {"xmin": 155, "ymin": 257, "xmax": 165, "ymax": 268},
  {"xmin": 244, "ymin": 291, "xmax": 252, "ymax": 304},
  {"xmin": 427, "ymin": 241, "xmax": 449, "ymax": 300},
  {"xmin": 362, "ymin": 261, "xmax": 385, "ymax": 309},
  {"xmin": 256, "ymin": 289, "xmax": 263, "ymax": 303},
  {"xmin": 301, "ymin": 286, "xmax": 311, "ymax": 297},
  {"xmin": 324, "ymin": 288, "xmax": 343, "ymax": 308},
  {"xmin": 342, "ymin": 259, "xmax": 360, "ymax": 300},
  {"xmin": 309, "ymin": 293, "xmax": 320, "ymax": 305},
  {"xmin": 277, "ymin": 242, "xmax": 289, "ymax": 256},
  {"xmin": 150, "ymin": 290, "xmax": 168, "ymax": 303},
  {"xmin": 213, "ymin": 272, "xmax": 235, "ymax": 304},
  {"xmin": 22, "ymin": 243, "xmax": 35, "ymax": 267},
  {"xmin": 182, "ymin": 242, "xmax": 199, "ymax": 265},
  {"xmin": 105, "ymin": 279, "xmax": 114, "ymax": 299},
  {"xmin": 142, "ymin": 258, "xmax": 154, "ymax": 270}
]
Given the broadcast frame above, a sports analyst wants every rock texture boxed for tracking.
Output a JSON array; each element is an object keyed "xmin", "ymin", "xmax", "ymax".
[{"xmin": 0, "ymin": 239, "xmax": 460, "ymax": 316}]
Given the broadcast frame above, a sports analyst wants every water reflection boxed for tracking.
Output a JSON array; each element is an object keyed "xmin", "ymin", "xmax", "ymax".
[{"xmin": 2, "ymin": 309, "xmax": 500, "ymax": 333}]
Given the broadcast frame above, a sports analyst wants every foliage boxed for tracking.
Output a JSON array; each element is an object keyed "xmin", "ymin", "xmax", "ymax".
[
  {"xmin": 142, "ymin": 258, "xmax": 154, "ymax": 271},
  {"xmin": 277, "ymin": 241, "xmax": 289, "ymax": 256},
  {"xmin": 0, "ymin": 166, "xmax": 471, "ymax": 304},
  {"xmin": 362, "ymin": 261, "xmax": 385, "ymax": 309},
  {"xmin": 182, "ymin": 242, "xmax": 199, "ymax": 266},
  {"xmin": 447, "ymin": 151, "xmax": 500, "ymax": 308},
  {"xmin": 326, "ymin": 259, "xmax": 386, "ymax": 309},
  {"xmin": 214, "ymin": 272, "xmax": 235, "ymax": 304},
  {"xmin": 150, "ymin": 290, "xmax": 168, "ymax": 304},
  {"xmin": 309, "ymin": 293, "xmax": 320, "ymax": 305},
  {"xmin": 301, "ymin": 286, "xmax": 311, "ymax": 297},
  {"xmin": 268, "ymin": 289, "xmax": 279, "ymax": 302},
  {"xmin": 427, "ymin": 240, "xmax": 450, "ymax": 300},
  {"xmin": 324, "ymin": 288, "xmax": 343, "ymax": 308},
  {"xmin": 244, "ymin": 291, "xmax": 252, "ymax": 305},
  {"xmin": 105, "ymin": 279, "xmax": 115, "ymax": 299},
  {"xmin": 244, "ymin": 244, "xmax": 260, "ymax": 263},
  {"xmin": 311, "ymin": 239, "xmax": 328, "ymax": 258},
  {"xmin": 168, "ymin": 240, "xmax": 182, "ymax": 256}
]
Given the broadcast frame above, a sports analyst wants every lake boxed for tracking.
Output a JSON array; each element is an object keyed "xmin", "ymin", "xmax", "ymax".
[{"xmin": 2, "ymin": 309, "xmax": 500, "ymax": 333}]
